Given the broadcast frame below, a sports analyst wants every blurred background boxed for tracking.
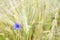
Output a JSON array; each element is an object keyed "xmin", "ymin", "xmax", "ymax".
[{"xmin": 0, "ymin": 0, "xmax": 60, "ymax": 40}]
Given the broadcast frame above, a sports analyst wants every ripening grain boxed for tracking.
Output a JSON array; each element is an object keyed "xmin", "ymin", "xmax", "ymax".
[{"xmin": 0, "ymin": 0, "xmax": 60, "ymax": 40}]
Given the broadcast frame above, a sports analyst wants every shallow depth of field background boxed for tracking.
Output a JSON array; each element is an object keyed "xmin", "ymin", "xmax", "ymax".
[{"xmin": 0, "ymin": 0, "xmax": 60, "ymax": 40}]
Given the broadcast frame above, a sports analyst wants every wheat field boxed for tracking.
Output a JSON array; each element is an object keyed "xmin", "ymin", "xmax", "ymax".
[{"xmin": 0, "ymin": 0, "xmax": 60, "ymax": 40}]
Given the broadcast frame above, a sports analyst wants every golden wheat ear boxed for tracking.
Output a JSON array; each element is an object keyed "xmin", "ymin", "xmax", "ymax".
[{"xmin": 0, "ymin": 0, "xmax": 60, "ymax": 40}]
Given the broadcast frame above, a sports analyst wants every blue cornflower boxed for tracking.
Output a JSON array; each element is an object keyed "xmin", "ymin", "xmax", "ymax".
[{"xmin": 14, "ymin": 23, "xmax": 21, "ymax": 30}]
